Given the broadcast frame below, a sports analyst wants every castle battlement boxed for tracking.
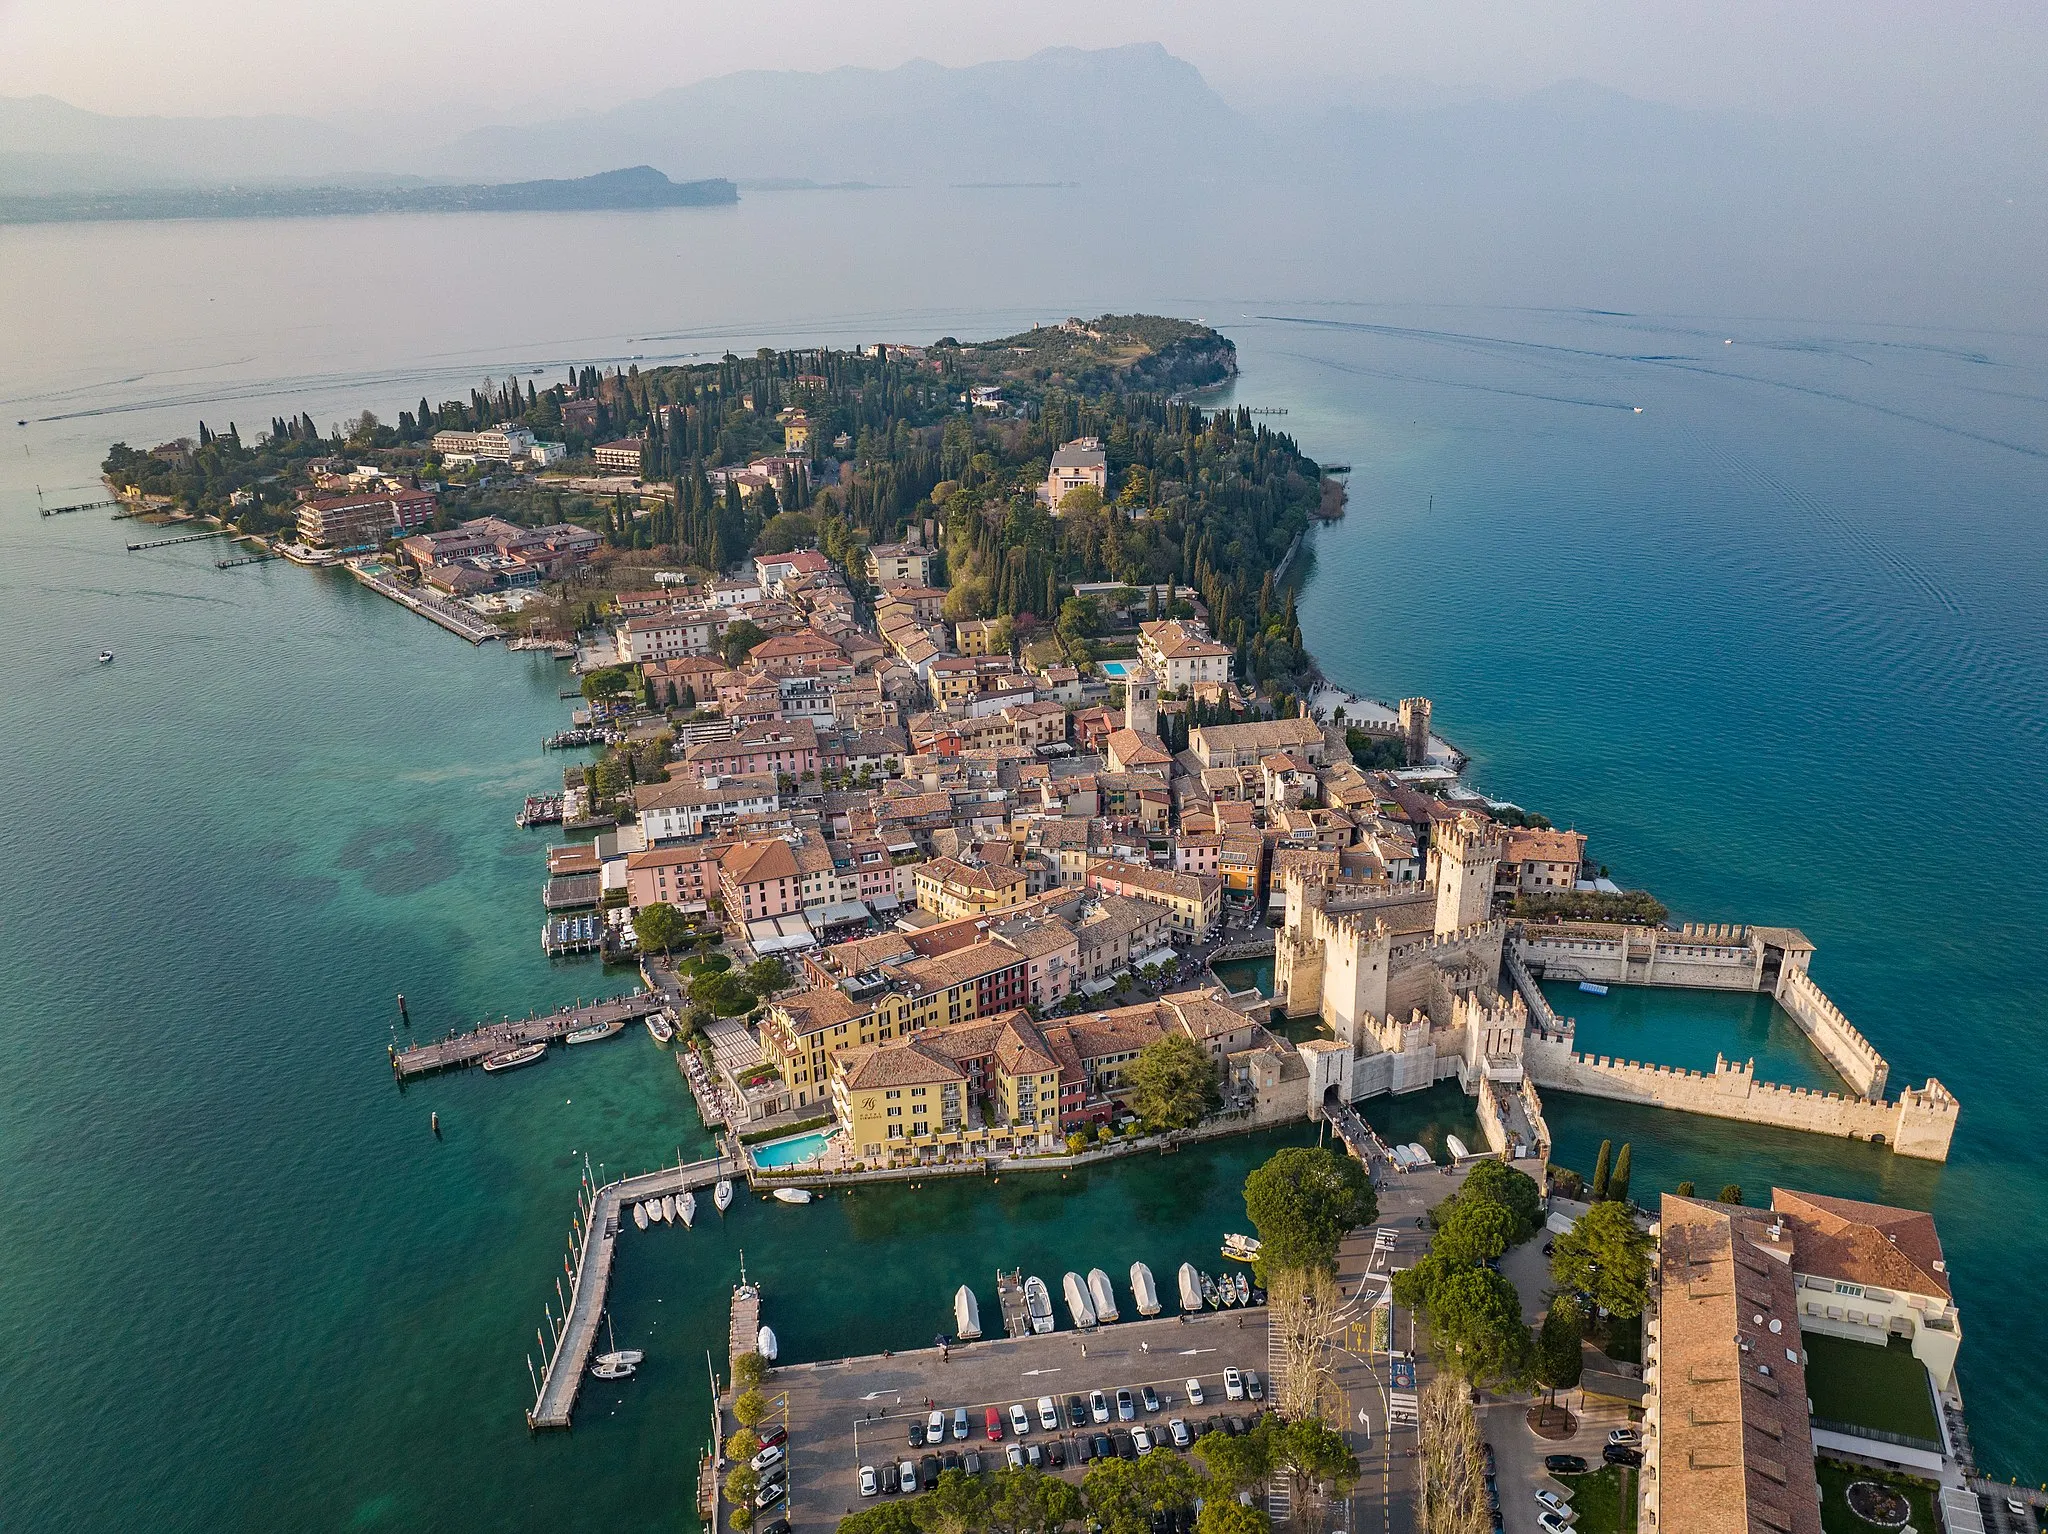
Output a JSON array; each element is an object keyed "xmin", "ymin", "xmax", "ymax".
[{"xmin": 1776, "ymin": 966, "xmax": 1887, "ymax": 1080}]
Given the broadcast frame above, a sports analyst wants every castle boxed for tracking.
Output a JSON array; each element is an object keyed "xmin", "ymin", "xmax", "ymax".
[{"xmin": 1272, "ymin": 811, "xmax": 1958, "ymax": 1166}]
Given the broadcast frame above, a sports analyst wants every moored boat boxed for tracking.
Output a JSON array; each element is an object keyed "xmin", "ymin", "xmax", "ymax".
[
  {"xmin": 1221, "ymin": 1233, "xmax": 1261, "ymax": 1263},
  {"xmin": 1131, "ymin": 1262, "xmax": 1161, "ymax": 1317},
  {"xmin": 565, "ymin": 1018, "xmax": 623, "ymax": 1045},
  {"xmin": 1199, "ymin": 1272, "xmax": 1218, "ymax": 1308},
  {"xmin": 714, "ymin": 1179, "xmax": 734, "ymax": 1213},
  {"xmin": 772, "ymin": 1187, "xmax": 813, "ymax": 1204},
  {"xmin": 1406, "ymin": 1142, "xmax": 1431, "ymax": 1167},
  {"xmin": 596, "ymin": 1349, "xmax": 644, "ymax": 1368},
  {"xmin": 645, "ymin": 1013, "xmax": 675, "ymax": 1044},
  {"xmin": 590, "ymin": 1358, "xmax": 635, "ymax": 1381},
  {"xmin": 954, "ymin": 1284, "xmax": 983, "ymax": 1340},
  {"xmin": 1087, "ymin": 1268, "xmax": 1119, "ymax": 1323},
  {"xmin": 1578, "ymin": 980, "xmax": 1609, "ymax": 995},
  {"xmin": 661, "ymin": 1195, "xmax": 676, "ymax": 1223},
  {"xmin": 1178, "ymin": 1263, "xmax": 1204, "ymax": 1313},
  {"xmin": 1234, "ymin": 1271, "xmax": 1250, "ymax": 1305},
  {"xmin": 757, "ymin": 1326, "xmax": 778, "ymax": 1361},
  {"xmin": 679, "ymin": 1191, "xmax": 696, "ymax": 1227},
  {"xmin": 1063, "ymin": 1271, "xmax": 1097, "ymax": 1329},
  {"xmin": 481, "ymin": 1042, "xmax": 546, "ymax": 1073},
  {"xmin": 1445, "ymin": 1134, "xmax": 1470, "ymax": 1160},
  {"xmin": 97, "ymin": 650, "xmax": 114, "ymax": 664},
  {"xmin": 633, "ymin": 1201, "xmax": 649, "ymax": 1231},
  {"xmin": 1024, "ymin": 1276, "xmax": 1054, "ymax": 1334}
]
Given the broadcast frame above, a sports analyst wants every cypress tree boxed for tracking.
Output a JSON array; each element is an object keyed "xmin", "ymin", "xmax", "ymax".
[
  {"xmin": 1590, "ymin": 1140, "xmax": 1613, "ymax": 1202},
  {"xmin": 1607, "ymin": 1143, "xmax": 1632, "ymax": 1207}
]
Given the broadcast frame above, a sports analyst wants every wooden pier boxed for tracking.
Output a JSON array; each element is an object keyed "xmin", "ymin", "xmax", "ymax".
[
  {"xmin": 730, "ymin": 1283, "xmax": 763, "ymax": 1378},
  {"xmin": 127, "ymin": 529, "xmax": 233, "ymax": 551},
  {"xmin": 996, "ymin": 1268, "xmax": 1030, "ymax": 1339},
  {"xmin": 390, "ymin": 991, "xmax": 663, "ymax": 1078},
  {"xmin": 38, "ymin": 498, "xmax": 116, "ymax": 517},
  {"xmin": 216, "ymin": 551, "xmax": 275, "ymax": 569},
  {"xmin": 527, "ymin": 1153, "xmax": 733, "ymax": 1430}
]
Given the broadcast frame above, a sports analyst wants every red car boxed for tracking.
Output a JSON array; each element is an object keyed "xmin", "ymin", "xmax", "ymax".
[{"xmin": 985, "ymin": 1407, "xmax": 1004, "ymax": 1441}]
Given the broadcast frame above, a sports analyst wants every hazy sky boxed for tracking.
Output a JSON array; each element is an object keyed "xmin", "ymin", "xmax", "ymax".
[{"xmin": 3, "ymin": 0, "xmax": 2045, "ymax": 137}]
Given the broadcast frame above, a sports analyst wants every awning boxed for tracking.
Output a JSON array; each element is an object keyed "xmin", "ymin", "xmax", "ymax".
[
  {"xmin": 814, "ymin": 899, "xmax": 871, "ymax": 927},
  {"xmin": 1079, "ymin": 975, "xmax": 1119, "ymax": 996},
  {"xmin": 746, "ymin": 914, "xmax": 818, "ymax": 954},
  {"xmin": 1133, "ymin": 945, "xmax": 1178, "ymax": 970},
  {"xmin": 868, "ymin": 892, "xmax": 902, "ymax": 911}
]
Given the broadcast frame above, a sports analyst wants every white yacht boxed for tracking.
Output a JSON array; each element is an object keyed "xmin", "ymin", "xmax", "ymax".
[
  {"xmin": 632, "ymin": 1202, "xmax": 649, "ymax": 1231},
  {"xmin": 1131, "ymin": 1262, "xmax": 1161, "ymax": 1317},
  {"xmin": 1087, "ymin": 1268, "xmax": 1119, "ymax": 1323},
  {"xmin": 661, "ymin": 1195, "xmax": 677, "ymax": 1223},
  {"xmin": 678, "ymin": 1191, "xmax": 696, "ymax": 1227},
  {"xmin": 1023, "ymin": 1276, "xmax": 1055, "ymax": 1334},
  {"xmin": 1178, "ymin": 1263, "xmax": 1204, "ymax": 1313},
  {"xmin": 954, "ymin": 1284, "xmax": 982, "ymax": 1340},
  {"xmin": 714, "ymin": 1179, "xmax": 734, "ymax": 1213}
]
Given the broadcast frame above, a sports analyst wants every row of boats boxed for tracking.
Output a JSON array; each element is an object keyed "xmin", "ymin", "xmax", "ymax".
[
  {"xmin": 631, "ymin": 1179, "xmax": 734, "ymax": 1230},
  {"xmin": 480, "ymin": 1017, "xmax": 627, "ymax": 1073},
  {"xmin": 956, "ymin": 1236, "xmax": 1266, "ymax": 1339},
  {"xmin": 1387, "ymin": 1138, "xmax": 1465, "ymax": 1170}
]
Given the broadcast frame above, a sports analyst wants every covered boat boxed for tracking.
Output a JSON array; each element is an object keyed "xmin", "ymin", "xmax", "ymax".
[
  {"xmin": 1445, "ymin": 1135, "xmax": 1470, "ymax": 1160},
  {"xmin": 632, "ymin": 1202, "xmax": 649, "ymax": 1231},
  {"xmin": 772, "ymin": 1188, "xmax": 813, "ymax": 1204},
  {"xmin": 954, "ymin": 1284, "xmax": 983, "ymax": 1340},
  {"xmin": 1131, "ymin": 1262, "xmax": 1161, "ymax": 1317},
  {"xmin": 1024, "ymin": 1276, "xmax": 1054, "ymax": 1334},
  {"xmin": 757, "ymin": 1325, "xmax": 778, "ymax": 1361},
  {"xmin": 1063, "ymin": 1272, "xmax": 1097, "ymax": 1329},
  {"xmin": 1221, "ymin": 1233, "xmax": 1261, "ymax": 1264},
  {"xmin": 1177, "ymin": 1263, "xmax": 1204, "ymax": 1313},
  {"xmin": 661, "ymin": 1195, "xmax": 676, "ymax": 1223},
  {"xmin": 1087, "ymin": 1269, "xmax": 1119, "ymax": 1323}
]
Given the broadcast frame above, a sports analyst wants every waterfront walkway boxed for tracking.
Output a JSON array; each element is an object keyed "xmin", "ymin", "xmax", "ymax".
[
  {"xmin": 530, "ymin": 1153, "xmax": 733, "ymax": 1429},
  {"xmin": 391, "ymin": 991, "xmax": 664, "ymax": 1078},
  {"xmin": 349, "ymin": 560, "xmax": 501, "ymax": 644}
]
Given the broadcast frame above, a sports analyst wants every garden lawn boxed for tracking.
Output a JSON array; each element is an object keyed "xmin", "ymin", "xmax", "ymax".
[
  {"xmin": 1815, "ymin": 1457, "xmax": 1940, "ymax": 1534},
  {"xmin": 1802, "ymin": 1334, "xmax": 1941, "ymax": 1441},
  {"xmin": 1563, "ymin": 1466, "xmax": 1638, "ymax": 1534}
]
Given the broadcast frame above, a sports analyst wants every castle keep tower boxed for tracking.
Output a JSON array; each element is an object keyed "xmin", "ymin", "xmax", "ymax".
[
  {"xmin": 1122, "ymin": 666, "xmax": 1158, "ymax": 736},
  {"xmin": 1428, "ymin": 812, "xmax": 1503, "ymax": 935},
  {"xmin": 1399, "ymin": 696, "xmax": 1432, "ymax": 767}
]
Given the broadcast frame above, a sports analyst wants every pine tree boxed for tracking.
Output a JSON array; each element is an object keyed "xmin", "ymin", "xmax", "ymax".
[
  {"xmin": 1606, "ymin": 1144, "xmax": 1632, "ymax": 1207},
  {"xmin": 1590, "ymin": 1140, "xmax": 1613, "ymax": 1202}
]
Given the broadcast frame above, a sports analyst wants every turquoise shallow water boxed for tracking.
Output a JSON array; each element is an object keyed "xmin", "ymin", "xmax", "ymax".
[{"xmin": 1, "ymin": 199, "xmax": 2043, "ymax": 1523}]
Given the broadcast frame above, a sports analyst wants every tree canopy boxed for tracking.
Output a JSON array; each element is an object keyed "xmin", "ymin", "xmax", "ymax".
[
  {"xmin": 1549, "ymin": 1200, "xmax": 1653, "ymax": 1320},
  {"xmin": 1242, "ymin": 1146, "xmax": 1377, "ymax": 1277},
  {"xmin": 1081, "ymin": 1449, "xmax": 1204, "ymax": 1534},
  {"xmin": 1448, "ymin": 1160, "xmax": 1543, "ymax": 1242},
  {"xmin": 633, "ymin": 902, "xmax": 691, "ymax": 956},
  {"xmin": 1124, "ymin": 1032, "xmax": 1220, "ymax": 1131},
  {"xmin": 1535, "ymin": 1295, "xmax": 1585, "ymax": 1399},
  {"xmin": 1416, "ymin": 1264, "xmax": 1532, "ymax": 1389}
]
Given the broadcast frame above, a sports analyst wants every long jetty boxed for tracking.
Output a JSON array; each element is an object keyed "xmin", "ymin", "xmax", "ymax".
[
  {"xmin": 349, "ymin": 561, "xmax": 501, "ymax": 644},
  {"xmin": 127, "ymin": 529, "xmax": 234, "ymax": 551},
  {"xmin": 391, "ymin": 991, "xmax": 665, "ymax": 1078},
  {"xmin": 39, "ymin": 498, "xmax": 116, "ymax": 517},
  {"xmin": 529, "ymin": 1153, "xmax": 734, "ymax": 1430}
]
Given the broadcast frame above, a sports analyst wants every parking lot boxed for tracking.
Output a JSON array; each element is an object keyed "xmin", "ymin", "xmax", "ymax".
[{"xmin": 751, "ymin": 1307, "xmax": 1275, "ymax": 1529}]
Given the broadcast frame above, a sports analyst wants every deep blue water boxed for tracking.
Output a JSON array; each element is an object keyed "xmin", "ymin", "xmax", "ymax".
[{"xmin": 0, "ymin": 200, "xmax": 2042, "ymax": 1527}]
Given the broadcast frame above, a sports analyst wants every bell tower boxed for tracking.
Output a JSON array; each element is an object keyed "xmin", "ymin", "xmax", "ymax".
[{"xmin": 1122, "ymin": 666, "xmax": 1159, "ymax": 736}]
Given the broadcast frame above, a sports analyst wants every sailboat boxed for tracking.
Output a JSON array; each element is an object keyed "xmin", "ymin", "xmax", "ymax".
[
  {"xmin": 679, "ymin": 1191, "xmax": 696, "ymax": 1227},
  {"xmin": 596, "ymin": 1312, "xmax": 643, "ymax": 1370},
  {"xmin": 633, "ymin": 1201, "xmax": 649, "ymax": 1231},
  {"xmin": 714, "ymin": 1178, "xmax": 735, "ymax": 1213}
]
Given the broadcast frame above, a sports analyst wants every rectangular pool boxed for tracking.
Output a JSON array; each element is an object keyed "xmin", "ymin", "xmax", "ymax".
[
  {"xmin": 751, "ymin": 1128, "xmax": 837, "ymax": 1168},
  {"xmin": 1098, "ymin": 660, "xmax": 1133, "ymax": 678}
]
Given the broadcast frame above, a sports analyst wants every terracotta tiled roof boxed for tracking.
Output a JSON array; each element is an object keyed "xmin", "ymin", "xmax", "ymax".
[
  {"xmin": 1503, "ymin": 827, "xmax": 1587, "ymax": 864},
  {"xmin": 722, "ymin": 838, "xmax": 800, "ymax": 884},
  {"xmin": 1770, "ymin": 1188, "xmax": 1952, "ymax": 1299},
  {"xmin": 839, "ymin": 1036, "xmax": 966, "ymax": 1090}
]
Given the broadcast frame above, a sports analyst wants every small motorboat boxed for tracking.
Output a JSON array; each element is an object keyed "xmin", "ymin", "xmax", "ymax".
[
  {"xmin": 1221, "ymin": 1233, "xmax": 1261, "ymax": 1264},
  {"xmin": 633, "ymin": 1202, "xmax": 649, "ymax": 1231},
  {"xmin": 1578, "ymin": 981, "xmax": 1609, "ymax": 995},
  {"xmin": 1199, "ymin": 1272, "xmax": 1218, "ymax": 1308},
  {"xmin": 714, "ymin": 1179, "xmax": 734, "ymax": 1213},
  {"xmin": 645, "ymin": 1013, "xmax": 675, "ymax": 1044},
  {"xmin": 1023, "ymin": 1276, "xmax": 1054, "ymax": 1334},
  {"xmin": 596, "ymin": 1349, "xmax": 644, "ymax": 1368},
  {"xmin": 1063, "ymin": 1271, "xmax": 1097, "ymax": 1329},
  {"xmin": 481, "ymin": 1042, "xmax": 546, "ymax": 1073},
  {"xmin": 1407, "ymin": 1142, "xmax": 1432, "ymax": 1167},
  {"xmin": 1178, "ymin": 1263, "xmax": 1204, "ymax": 1313},
  {"xmin": 679, "ymin": 1191, "xmax": 696, "ymax": 1227},
  {"xmin": 565, "ymin": 1018, "xmax": 622, "ymax": 1045},
  {"xmin": 97, "ymin": 650, "xmax": 114, "ymax": 664},
  {"xmin": 1445, "ymin": 1135, "xmax": 1471, "ymax": 1160},
  {"xmin": 772, "ymin": 1188, "xmax": 813, "ymax": 1205},
  {"xmin": 1234, "ymin": 1271, "xmax": 1250, "ymax": 1305},
  {"xmin": 954, "ymin": 1284, "xmax": 982, "ymax": 1340},
  {"xmin": 590, "ymin": 1358, "xmax": 636, "ymax": 1381},
  {"xmin": 661, "ymin": 1195, "xmax": 676, "ymax": 1224},
  {"xmin": 1131, "ymin": 1262, "xmax": 1161, "ymax": 1317},
  {"xmin": 757, "ymin": 1325, "xmax": 779, "ymax": 1361},
  {"xmin": 1088, "ymin": 1268, "xmax": 1119, "ymax": 1323}
]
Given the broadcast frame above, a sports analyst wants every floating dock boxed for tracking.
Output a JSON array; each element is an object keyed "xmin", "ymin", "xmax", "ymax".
[
  {"xmin": 995, "ymin": 1268, "xmax": 1030, "ymax": 1340},
  {"xmin": 390, "ymin": 991, "xmax": 663, "ymax": 1078}
]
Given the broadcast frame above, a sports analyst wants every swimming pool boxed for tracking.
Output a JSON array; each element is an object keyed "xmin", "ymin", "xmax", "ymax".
[
  {"xmin": 750, "ymin": 1128, "xmax": 837, "ymax": 1168},
  {"xmin": 1099, "ymin": 660, "xmax": 1133, "ymax": 678}
]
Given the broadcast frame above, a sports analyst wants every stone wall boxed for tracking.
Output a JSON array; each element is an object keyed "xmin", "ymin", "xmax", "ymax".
[
  {"xmin": 1774, "ymin": 966, "xmax": 1889, "ymax": 1100},
  {"xmin": 1513, "ymin": 924, "xmax": 1762, "ymax": 991}
]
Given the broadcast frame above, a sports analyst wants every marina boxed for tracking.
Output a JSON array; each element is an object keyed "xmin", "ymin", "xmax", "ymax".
[{"xmin": 389, "ymin": 991, "xmax": 664, "ymax": 1078}]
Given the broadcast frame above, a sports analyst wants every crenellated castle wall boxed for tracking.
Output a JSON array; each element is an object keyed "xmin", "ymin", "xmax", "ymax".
[{"xmin": 1774, "ymin": 966, "xmax": 1888, "ymax": 1100}]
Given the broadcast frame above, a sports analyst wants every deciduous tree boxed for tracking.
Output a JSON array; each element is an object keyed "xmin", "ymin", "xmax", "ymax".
[
  {"xmin": 634, "ymin": 902, "xmax": 690, "ymax": 956},
  {"xmin": 1421, "ymin": 1266, "xmax": 1532, "ymax": 1389},
  {"xmin": 1125, "ymin": 1032, "xmax": 1220, "ymax": 1131}
]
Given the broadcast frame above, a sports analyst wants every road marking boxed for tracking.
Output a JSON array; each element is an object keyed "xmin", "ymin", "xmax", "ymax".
[
  {"xmin": 1177, "ymin": 1347, "xmax": 1216, "ymax": 1356},
  {"xmin": 1021, "ymin": 1368, "xmax": 1063, "ymax": 1376}
]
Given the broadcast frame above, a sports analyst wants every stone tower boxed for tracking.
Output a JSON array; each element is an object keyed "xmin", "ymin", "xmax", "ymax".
[
  {"xmin": 1122, "ymin": 666, "xmax": 1159, "ymax": 736},
  {"xmin": 1428, "ymin": 812, "xmax": 1503, "ymax": 935},
  {"xmin": 1399, "ymin": 696, "xmax": 1432, "ymax": 767}
]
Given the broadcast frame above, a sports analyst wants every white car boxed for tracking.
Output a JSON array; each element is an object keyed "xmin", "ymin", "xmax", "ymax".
[
  {"xmin": 1607, "ymin": 1427, "xmax": 1640, "ymax": 1448},
  {"xmin": 898, "ymin": 1460, "xmax": 918, "ymax": 1494},
  {"xmin": 1539, "ymin": 1513, "xmax": 1573, "ymax": 1534},
  {"xmin": 1006, "ymin": 1442, "xmax": 1025, "ymax": 1469},
  {"xmin": 1010, "ymin": 1403, "xmax": 1032, "ymax": 1436},
  {"xmin": 1184, "ymin": 1379, "xmax": 1205, "ymax": 1406},
  {"xmin": 752, "ymin": 1443, "xmax": 785, "ymax": 1472},
  {"xmin": 1168, "ymin": 1419, "xmax": 1192, "ymax": 1449},
  {"xmin": 1223, "ymin": 1368, "xmax": 1245, "ymax": 1402},
  {"xmin": 860, "ymin": 1465, "xmax": 879, "ymax": 1498},
  {"xmin": 1535, "ymin": 1489, "xmax": 1573, "ymax": 1518},
  {"xmin": 928, "ymin": 1409, "xmax": 947, "ymax": 1441},
  {"xmin": 1038, "ymin": 1396, "xmax": 1059, "ymax": 1430},
  {"xmin": 1090, "ymin": 1390, "xmax": 1111, "ymax": 1424},
  {"xmin": 1116, "ymin": 1388, "xmax": 1136, "ymax": 1422},
  {"xmin": 1132, "ymin": 1425, "xmax": 1154, "ymax": 1452}
]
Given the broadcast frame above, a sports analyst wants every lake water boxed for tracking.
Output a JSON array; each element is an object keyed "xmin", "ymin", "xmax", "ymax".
[{"xmin": 0, "ymin": 188, "xmax": 2043, "ymax": 1525}]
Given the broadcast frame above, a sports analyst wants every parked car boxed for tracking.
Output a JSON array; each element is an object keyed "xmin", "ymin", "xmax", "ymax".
[
  {"xmin": 1132, "ymin": 1425, "xmax": 1154, "ymax": 1452},
  {"xmin": 1005, "ymin": 1443, "xmax": 1024, "ymax": 1470},
  {"xmin": 1090, "ymin": 1390, "xmax": 1112, "ymax": 1424},
  {"xmin": 1243, "ymin": 1370, "xmax": 1263, "ymax": 1401},
  {"xmin": 963, "ymin": 1451, "xmax": 982, "ymax": 1476},
  {"xmin": 1535, "ymin": 1490, "xmax": 1571, "ymax": 1517},
  {"xmin": 1048, "ymin": 1440, "xmax": 1067, "ymax": 1468},
  {"xmin": 755, "ymin": 1480, "xmax": 786, "ymax": 1509},
  {"xmin": 943, "ymin": 1451, "xmax": 962, "ymax": 1474},
  {"xmin": 1226, "ymin": 1415, "xmax": 1249, "ymax": 1437},
  {"xmin": 751, "ymin": 1443, "xmax": 784, "ymax": 1472},
  {"xmin": 1538, "ymin": 1513, "xmax": 1572, "ymax": 1534},
  {"xmin": 1481, "ymin": 1442, "xmax": 1495, "ymax": 1473},
  {"xmin": 986, "ymin": 1408, "xmax": 1004, "ymax": 1441},
  {"xmin": 1010, "ymin": 1403, "xmax": 1032, "ymax": 1436},
  {"xmin": 1092, "ymin": 1433, "xmax": 1114, "ymax": 1462},
  {"xmin": 762, "ymin": 1520, "xmax": 792, "ymax": 1534},
  {"xmin": 860, "ymin": 1466, "xmax": 879, "ymax": 1498},
  {"xmin": 1168, "ymin": 1418, "xmax": 1192, "ymax": 1449},
  {"xmin": 1113, "ymin": 1429, "xmax": 1138, "ymax": 1460},
  {"xmin": 1039, "ymin": 1396, "xmax": 1060, "ymax": 1430},
  {"xmin": 1184, "ymin": 1378, "xmax": 1205, "ymax": 1406},
  {"xmin": 953, "ymin": 1407, "xmax": 970, "ymax": 1441},
  {"xmin": 920, "ymin": 1454, "xmax": 941, "ymax": 1487},
  {"xmin": 1067, "ymin": 1395, "xmax": 1090, "ymax": 1428},
  {"xmin": 1026, "ymin": 1443, "xmax": 1043, "ymax": 1468},
  {"xmin": 929, "ymin": 1409, "xmax": 947, "ymax": 1442},
  {"xmin": 1140, "ymin": 1385, "xmax": 1161, "ymax": 1413},
  {"xmin": 1604, "ymin": 1445, "xmax": 1644, "ymax": 1468},
  {"xmin": 758, "ymin": 1425, "xmax": 788, "ymax": 1451},
  {"xmin": 1116, "ymin": 1388, "xmax": 1137, "ymax": 1422},
  {"xmin": 1544, "ymin": 1454, "xmax": 1590, "ymax": 1476},
  {"xmin": 909, "ymin": 1421, "xmax": 927, "ymax": 1448},
  {"xmin": 898, "ymin": 1458, "xmax": 918, "ymax": 1491},
  {"xmin": 1607, "ymin": 1427, "xmax": 1640, "ymax": 1448},
  {"xmin": 1223, "ymin": 1368, "xmax": 1245, "ymax": 1401},
  {"xmin": 881, "ymin": 1463, "xmax": 900, "ymax": 1494}
]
